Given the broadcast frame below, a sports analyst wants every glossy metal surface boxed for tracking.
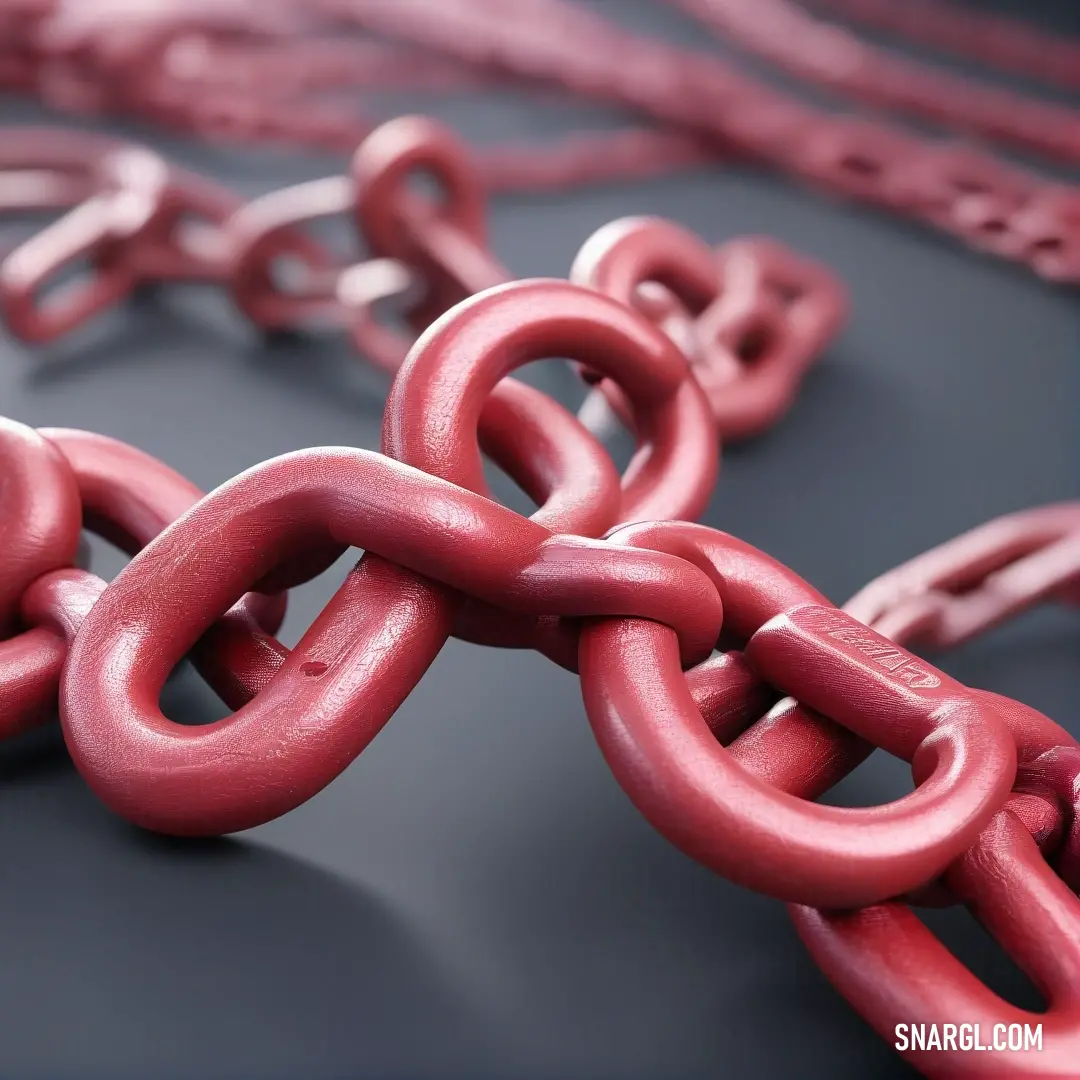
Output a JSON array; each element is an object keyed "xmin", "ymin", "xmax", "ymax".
[{"xmin": 792, "ymin": 507, "xmax": 1080, "ymax": 1078}]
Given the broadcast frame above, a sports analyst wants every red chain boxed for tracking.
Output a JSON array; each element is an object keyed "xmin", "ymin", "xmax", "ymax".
[
  {"xmin": 806, "ymin": 0, "xmax": 1080, "ymax": 93},
  {"xmin": 1, "ymin": 1, "xmax": 710, "ymax": 189},
  {"xmin": 2, "ymin": 249, "xmax": 1078, "ymax": 1077},
  {"xmin": 793, "ymin": 504, "xmax": 1080, "ymax": 1079},
  {"xmin": 311, "ymin": 0, "xmax": 1080, "ymax": 284},
  {"xmin": 0, "ymin": 117, "xmax": 843, "ymax": 444},
  {"xmin": 2, "ymin": 286, "xmax": 1076, "ymax": 983},
  {"xmin": 2, "ymin": 5, "xmax": 1080, "ymax": 1078},
  {"xmin": 672, "ymin": 0, "xmax": 1080, "ymax": 167},
  {"xmin": 4, "ymin": 1, "xmax": 1080, "ymax": 280},
  {"xmin": 0, "ymin": 419, "xmax": 289, "ymax": 739},
  {"xmin": 571, "ymin": 219, "xmax": 847, "ymax": 442},
  {"xmin": 845, "ymin": 504, "xmax": 1080, "ymax": 652}
]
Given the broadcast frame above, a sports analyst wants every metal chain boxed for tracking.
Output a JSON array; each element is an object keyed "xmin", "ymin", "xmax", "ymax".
[
  {"xmin": 308, "ymin": 0, "xmax": 1080, "ymax": 284},
  {"xmin": 3, "ymin": 295, "xmax": 1076, "ymax": 905},
  {"xmin": 0, "ymin": 117, "xmax": 844, "ymax": 444},
  {"xmin": 2, "ymin": 6, "xmax": 1080, "ymax": 1078},
  {"xmin": 805, "ymin": 0, "xmax": 1080, "ymax": 93},
  {"xmin": 4, "ymin": 406, "xmax": 1078, "ymax": 1075},
  {"xmin": 1, "ymin": 0, "xmax": 712, "ymax": 191},
  {"xmin": 845, "ymin": 504, "xmax": 1080, "ymax": 652},
  {"xmin": 4, "ymin": 1, "xmax": 1080, "ymax": 281},
  {"xmin": 671, "ymin": 0, "xmax": 1080, "ymax": 167},
  {"xmin": 793, "ymin": 503, "xmax": 1080, "ymax": 1080}
]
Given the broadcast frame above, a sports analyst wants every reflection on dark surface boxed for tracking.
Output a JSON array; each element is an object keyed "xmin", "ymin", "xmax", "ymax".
[{"xmin": 0, "ymin": 721, "xmax": 502, "ymax": 1080}]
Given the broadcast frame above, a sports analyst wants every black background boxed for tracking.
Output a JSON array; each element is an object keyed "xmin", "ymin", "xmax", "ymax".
[{"xmin": 1, "ymin": 2, "xmax": 1078, "ymax": 1077}]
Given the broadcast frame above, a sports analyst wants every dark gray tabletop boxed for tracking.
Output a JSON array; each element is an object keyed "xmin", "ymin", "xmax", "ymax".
[{"xmin": 1, "ymin": 3, "xmax": 1078, "ymax": 1078}]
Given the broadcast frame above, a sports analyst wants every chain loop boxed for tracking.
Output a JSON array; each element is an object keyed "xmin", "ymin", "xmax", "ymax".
[
  {"xmin": 0, "ymin": 418, "xmax": 81, "ymax": 736},
  {"xmin": 352, "ymin": 114, "xmax": 502, "ymax": 332},
  {"xmin": 788, "ymin": 505, "xmax": 1080, "ymax": 1077},
  {"xmin": 223, "ymin": 172, "xmax": 417, "ymax": 373},
  {"xmin": 578, "ymin": 519, "xmax": 1017, "ymax": 908},
  {"xmin": 0, "ymin": 141, "xmax": 239, "ymax": 341},
  {"xmin": 58, "ymin": 280, "xmax": 717, "ymax": 834},
  {"xmin": 571, "ymin": 217, "xmax": 846, "ymax": 441},
  {"xmin": 793, "ymin": 806, "xmax": 1080, "ymax": 1079},
  {"xmin": 0, "ymin": 422, "xmax": 286, "ymax": 739},
  {"xmin": 846, "ymin": 503, "xmax": 1080, "ymax": 650}
]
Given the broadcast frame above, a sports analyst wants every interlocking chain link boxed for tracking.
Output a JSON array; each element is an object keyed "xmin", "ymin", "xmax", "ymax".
[
  {"xmin": 571, "ymin": 219, "xmax": 847, "ymax": 442},
  {"xmin": 846, "ymin": 504, "xmax": 1080, "ymax": 651},
  {"xmin": 4, "ymin": 1, "xmax": 1080, "ymax": 280},
  {"xmin": 0, "ymin": 117, "xmax": 845, "ymax": 445},
  {"xmin": 1, "ymin": 291, "xmax": 1074, "ymax": 922},
  {"xmin": 793, "ymin": 504, "xmax": 1080, "ymax": 1080},
  {"xmin": 308, "ymin": 0, "xmax": 1080, "ymax": 284},
  {"xmin": 0, "ymin": 268, "xmax": 1076, "ymax": 1078},
  {"xmin": 2, "ymin": 6, "xmax": 1080, "ymax": 1078}
]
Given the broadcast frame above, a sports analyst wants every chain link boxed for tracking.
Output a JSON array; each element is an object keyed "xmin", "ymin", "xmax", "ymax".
[
  {"xmin": 846, "ymin": 504, "xmax": 1080, "ymax": 651},
  {"xmin": 0, "ymin": 116, "xmax": 843, "ymax": 443},
  {"xmin": 307, "ymin": 0, "xmax": 1080, "ymax": 284},
  {"xmin": 2, "ymin": 5, "xmax": 1079, "ymax": 1077},
  {"xmin": 674, "ymin": 0, "xmax": 1080, "ymax": 167},
  {"xmin": 4, "ymin": 1, "xmax": 1080, "ymax": 281},
  {"xmin": 792, "ymin": 504, "xmax": 1080, "ymax": 1079}
]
